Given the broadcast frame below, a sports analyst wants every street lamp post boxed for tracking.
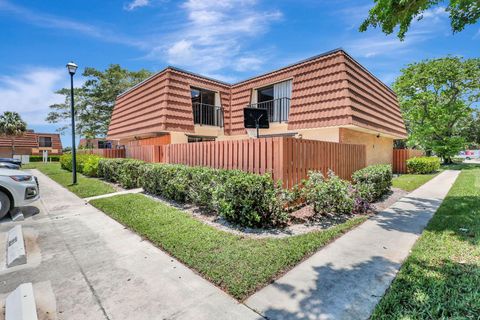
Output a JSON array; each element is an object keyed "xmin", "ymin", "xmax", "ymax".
[{"xmin": 66, "ymin": 62, "xmax": 78, "ymax": 184}]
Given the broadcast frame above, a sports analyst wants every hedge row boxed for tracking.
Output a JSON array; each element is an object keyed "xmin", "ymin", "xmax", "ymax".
[
  {"xmin": 60, "ymin": 154, "xmax": 391, "ymax": 228},
  {"xmin": 60, "ymin": 153, "xmax": 102, "ymax": 177},
  {"xmin": 406, "ymin": 157, "xmax": 441, "ymax": 174},
  {"xmin": 98, "ymin": 159, "xmax": 288, "ymax": 228},
  {"xmin": 29, "ymin": 155, "xmax": 60, "ymax": 162}
]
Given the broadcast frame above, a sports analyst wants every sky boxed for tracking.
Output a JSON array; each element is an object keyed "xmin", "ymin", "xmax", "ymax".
[{"xmin": 0, "ymin": 0, "xmax": 479, "ymax": 147}]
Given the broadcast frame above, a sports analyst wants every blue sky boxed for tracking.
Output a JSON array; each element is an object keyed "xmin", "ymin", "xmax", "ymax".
[{"xmin": 0, "ymin": 0, "xmax": 478, "ymax": 147}]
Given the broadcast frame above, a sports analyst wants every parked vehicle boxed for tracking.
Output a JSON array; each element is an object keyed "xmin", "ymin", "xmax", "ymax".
[
  {"xmin": 0, "ymin": 158, "xmax": 22, "ymax": 166},
  {"xmin": 0, "ymin": 169, "xmax": 39, "ymax": 218},
  {"xmin": 458, "ymin": 150, "xmax": 480, "ymax": 160},
  {"xmin": 0, "ymin": 162, "xmax": 20, "ymax": 170}
]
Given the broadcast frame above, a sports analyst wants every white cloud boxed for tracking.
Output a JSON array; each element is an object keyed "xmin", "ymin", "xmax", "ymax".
[
  {"xmin": 124, "ymin": 0, "xmax": 150, "ymax": 11},
  {"xmin": 0, "ymin": 0, "xmax": 146, "ymax": 48},
  {"xmin": 0, "ymin": 68, "xmax": 69, "ymax": 126},
  {"xmin": 148, "ymin": 0, "xmax": 282, "ymax": 74}
]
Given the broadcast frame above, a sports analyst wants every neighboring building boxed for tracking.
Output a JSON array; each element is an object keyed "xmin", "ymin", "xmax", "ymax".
[
  {"xmin": 79, "ymin": 138, "xmax": 119, "ymax": 149},
  {"xmin": 0, "ymin": 130, "xmax": 62, "ymax": 157},
  {"xmin": 108, "ymin": 49, "xmax": 407, "ymax": 165}
]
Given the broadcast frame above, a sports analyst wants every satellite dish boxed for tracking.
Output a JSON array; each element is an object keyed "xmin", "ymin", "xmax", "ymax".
[{"xmin": 243, "ymin": 108, "xmax": 269, "ymax": 138}]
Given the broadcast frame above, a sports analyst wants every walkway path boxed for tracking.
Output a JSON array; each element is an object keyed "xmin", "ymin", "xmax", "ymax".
[
  {"xmin": 0, "ymin": 170, "xmax": 261, "ymax": 320},
  {"xmin": 245, "ymin": 170, "xmax": 460, "ymax": 320}
]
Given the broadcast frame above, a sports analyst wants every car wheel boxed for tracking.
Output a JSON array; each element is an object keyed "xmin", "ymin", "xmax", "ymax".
[
  {"xmin": 0, "ymin": 191, "xmax": 11, "ymax": 219},
  {"xmin": 466, "ymin": 157, "xmax": 471, "ymax": 160}
]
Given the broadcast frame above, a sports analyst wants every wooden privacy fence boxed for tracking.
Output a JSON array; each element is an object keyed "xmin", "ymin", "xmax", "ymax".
[
  {"xmin": 392, "ymin": 149, "xmax": 425, "ymax": 173},
  {"xmin": 78, "ymin": 148, "xmax": 125, "ymax": 158},
  {"xmin": 162, "ymin": 137, "xmax": 366, "ymax": 188},
  {"xmin": 126, "ymin": 145, "xmax": 163, "ymax": 163}
]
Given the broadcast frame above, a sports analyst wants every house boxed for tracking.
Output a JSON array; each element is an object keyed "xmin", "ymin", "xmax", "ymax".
[
  {"xmin": 107, "ymin": 49, "xmax": 407, "ymax": 165},
  {"xmin": 0, "ymin": 130, "xmax": 63, "ymax": 157},
  {"xmin": 79, "ymin": 138, "xmax": 119, "ymax": 149}
]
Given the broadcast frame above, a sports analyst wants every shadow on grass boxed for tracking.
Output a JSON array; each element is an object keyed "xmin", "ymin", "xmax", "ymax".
[{"xmin": 371, "ymin": 256, "xmax": 480, "ymax": 319}]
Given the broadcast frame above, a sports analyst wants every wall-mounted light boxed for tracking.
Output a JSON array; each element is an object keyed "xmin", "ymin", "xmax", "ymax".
[{"xmin": 376, "ymin": 133, "xmax": 380, "ymax": 138}]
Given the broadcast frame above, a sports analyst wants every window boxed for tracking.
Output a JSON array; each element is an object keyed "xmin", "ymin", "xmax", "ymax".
[
  {"xmin": 97, "ymin": 140, "xmax": 112, "ymax": 149},
  {"xmin": 38, "ymin": 136, "xmax": 52, "ymax": 148},
  {"xmin": 187, "ymin": 136, "xmax": 216, "ymax": 143},
  {"xmin": 257, "ymin": 85, "xmax": 274, "ymax": 103},
  {"xmin": 191, "ymin": 87, "xmax": 223, "ymax": 126},
  {"xmin": 191, "ymin": 87, "xmax": 215, "ymax": 106}
]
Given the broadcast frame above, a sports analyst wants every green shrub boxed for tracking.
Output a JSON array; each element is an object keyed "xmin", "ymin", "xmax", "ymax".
[
  {"xmin": 141, "ymin": 163, "xmax": 190, "ymax": 202},
  {"xmin": 29, "ymin": 155, "xmax": 60, "ymax": 162},
  {"xmin": 303, "ymin": 170, "xmax": 355, "ymax": 215},
  {"xmin": 117, "ymin": 160, "xmax": 148, "ymax": 189},
  {"xmin": 406, "ymin": 157, "xmax": 441, "ymax": 174},
  {"xmin": 352, "ymin": 164, "xmax": 392, "ymax": 202},
  {"xmin": 213, "ymin": 170, "xmax": 288, "ymax": 228},
  {"xmin": 98, "ymin": 158, "xmax": 127, "ymax": 183},
  {"xmin": 82, "ymin": 155, "xmax": 102, "ymax": 177},
  {"xmin": 60, "ymin": 153, "xmax": 99, "ymax": 174}
]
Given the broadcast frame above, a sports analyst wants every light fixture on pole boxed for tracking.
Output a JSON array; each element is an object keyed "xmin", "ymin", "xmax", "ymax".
[{"xmin": 66, "ymin": 61, "xmax": 78, "ymax": 184}]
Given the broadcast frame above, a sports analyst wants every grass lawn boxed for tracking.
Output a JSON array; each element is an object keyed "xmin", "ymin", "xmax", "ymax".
[
  {"xmin": 24, "ymin": 162, "xmax": 116, "ymax": 198},
  {"xmin": 371, "ymin": 167, "xmax": 480, "ymax": 319},
  {"xmin": 392, "ymin": 173, "xmax": 438, "ymax": 192},
  {"xmin": 90, "ymin": 193, "xmax": 367, "ymax": 300}
]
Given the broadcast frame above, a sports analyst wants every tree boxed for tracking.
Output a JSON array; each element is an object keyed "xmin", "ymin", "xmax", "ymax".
[
  {"xmin": 0, "ymin": 112, "xmax": 27, "ymax": 157},
  {"xmin": 360, "ymin": 0, "xmax": 480, "ymax": 40},
  {"xmin": 393, "ymin": 56, "xmax": 480, "ymax": 163},
  {"xmin": 460, "ymin": 110, "xmax": 480, "ymax": 148},
  {"xmin": 47, "ymin": 64, "xmax": 152, "ymax": 138}
]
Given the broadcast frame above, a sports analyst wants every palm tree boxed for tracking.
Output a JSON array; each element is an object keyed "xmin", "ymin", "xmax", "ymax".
[{"xmin": 0, "ymin": 112, "xmax": 27, "ymax": 158}]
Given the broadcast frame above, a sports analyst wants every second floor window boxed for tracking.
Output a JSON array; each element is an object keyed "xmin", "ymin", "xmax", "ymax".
[
  {"xmin": 191, "ymin": 87, "xmax": 223, "ymax": 127},
  {"xmin": 191, "ymin": 87, "xmax": 215, "ymax": 106},
  {"xmin": 39, "ymin": 136, "xmax": 52, "ymax": 148}
]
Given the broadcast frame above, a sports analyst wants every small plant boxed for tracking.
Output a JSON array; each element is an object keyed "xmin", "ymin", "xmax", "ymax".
[
  {"xmin": 406, "ymin": 157, "xmax": 441, "ymax": 174},
  {"xmin": 352, "ymin": 164, "xmax": 392, "ymax": 202},
  {"xmin": 303, "ymin": 170, "xmax": 355, "ymax": 216},
  {"xmin": 213, "ymin": 171, "xmax": 288, "ymax": 228}
]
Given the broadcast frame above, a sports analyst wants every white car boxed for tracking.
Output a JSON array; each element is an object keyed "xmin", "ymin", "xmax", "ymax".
[{"xmin": 0, "ymin": 169, "xmax": 39, "ymax": 218}]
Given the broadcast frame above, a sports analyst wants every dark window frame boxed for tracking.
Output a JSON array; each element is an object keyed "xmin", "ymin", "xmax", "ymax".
[{"xmin": 38, "ymin": 136, "xmax": 52, "ymax": 148}]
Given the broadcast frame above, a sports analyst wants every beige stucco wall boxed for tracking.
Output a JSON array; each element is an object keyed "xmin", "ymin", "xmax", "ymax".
[
  {"xmin": 170, "ymin": 125, "xmax": 225, "ymax": 144},
  {"xmin": 339, "ymin": 128, "xmax": 393, "ymax": 165}
]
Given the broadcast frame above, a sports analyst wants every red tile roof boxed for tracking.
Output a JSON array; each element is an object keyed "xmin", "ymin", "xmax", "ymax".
[{"xmin": 108, "ymin": 49, "xmax": 407, "ymax": 140}]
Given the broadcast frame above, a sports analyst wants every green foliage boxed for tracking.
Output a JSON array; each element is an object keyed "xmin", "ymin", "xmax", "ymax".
[
  {"xmin": 47, "ymin": 65, "xmax": 152, "ymax": 137},
  {"xmin": 213, "ymin": 170, "xmax": 288, "ymax": 228},
  {"xmin": 406, "ymin": 156, "xmax": 441, "ymax": 174},
  {"xmin": 98, "ymin": 158, "xmax": 125, "ymax": 183},
  {"xmin": 60, "ymin": 153, "xmax": 101, "ymax": 177},
  {"xmin": 360, "ymin": 0, "xmax": 480, "ymax": 40},
  {"xmin": 352, "ymin": 164, "xmax": 392, "ymax": 202},
  {"xmin": 393, "ymin": 56, "xmax": 480, "ymax": 162},
  {"xmin": 29, "ymin": 155, "xmax": 60, "ymax": 162},
  {"xmin": 303, "ymin": 170, "xmax": 355, "ymax": 215},
  {"xmin": 97, "ymin": 160, "xmax": 288, "ymax": 228},
  {"xmin": 452, "ymin": 156, "xmax": 465, "ymax": 164}
]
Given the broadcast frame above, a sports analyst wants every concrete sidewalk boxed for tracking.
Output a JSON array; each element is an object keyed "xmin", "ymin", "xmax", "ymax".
[
  {"xmin": 245, "ymin": 170, "xmax": 460, "ymax": 320},
  {"xmin": 0, "ymin": 169, "xmax": 261, "ymax": 320}
]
